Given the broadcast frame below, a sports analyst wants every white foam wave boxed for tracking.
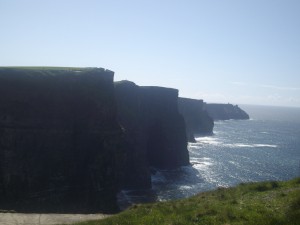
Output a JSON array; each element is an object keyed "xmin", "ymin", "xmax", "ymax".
[
  {"xmin": 179, "ymin": 185, "xmax": 193, "ymax": 190},
  {"xmin": 191, "ymin": 161, "xmax": 212, "ymax": 166},
  {"xmin": 188, "ymin": 143, "xmax": 202, "ymax": 148},
  {"xmin": 191, "ymin": 137, "xmax": 278, "ymax": 149},
  {"xmin": 226, "ymin": 143, "xmax": 254, "ymax": 148},
  {"xmin": 195, "ymin": 137, "xmax": 221, "ymax": 145},
  {"xmin": 191, "ymin": 157, "xmax": 212, "ymax": 164},
  {"xmin": 191, "ymin": 160, "xmax": 213, "ymax": 171},
  {"xmin": 202, "ymin": 157, "xmax": 212, "ymax": 161},
  {"xmin": 225, "ymin": 143, "xmax": 278, "ymax": 148},
  {"xmin": 253, "ymin": 144, "xmax": 278, "ymax": 148}
]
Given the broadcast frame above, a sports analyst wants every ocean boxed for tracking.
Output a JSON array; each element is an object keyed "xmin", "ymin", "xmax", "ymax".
[{"xmin": 118, "ymin": 105, "xmax": 300, "ymax": 206}]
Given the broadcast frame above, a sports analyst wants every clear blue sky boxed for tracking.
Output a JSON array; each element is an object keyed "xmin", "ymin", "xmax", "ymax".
[{"xmin": 1, "ymin": 0, "xmax": 300, "ymax": 107}]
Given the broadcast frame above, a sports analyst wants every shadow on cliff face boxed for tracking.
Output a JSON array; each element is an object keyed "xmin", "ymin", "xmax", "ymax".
[
  {"xmin": 0, "ymin": 69, "xmax": 192, "ymax": 213},
  {"xmin": 114, "ymin": 81, "xmax": 189, "ymax": 191},
  {"xmin": 0, "ymin": 67, "xmax": 121, "ymax": 213},
  {"xmin": 140, "ymin": 86, "xmax": 189, "ymax": 170},
  {"xmin": 147, "ymin": 120, "xmax": 167, "ymax": 167}
]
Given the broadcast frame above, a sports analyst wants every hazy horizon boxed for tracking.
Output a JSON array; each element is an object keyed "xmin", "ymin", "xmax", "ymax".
[
  {"xmin": 240, "ymin": 104, "xmax": 300, "ymax": 122},
  {"xmin": 1, "ymin": 0, "xmax": 299, "ymax": 107}
]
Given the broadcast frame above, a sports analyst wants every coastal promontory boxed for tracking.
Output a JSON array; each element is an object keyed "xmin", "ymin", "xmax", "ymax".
[{"xmin": 205, "ymin": 103, "xmax": 250, "ymax": 120}]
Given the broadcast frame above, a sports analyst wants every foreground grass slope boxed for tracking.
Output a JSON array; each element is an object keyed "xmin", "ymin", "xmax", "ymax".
[{"xmin": 73, "ymin": 178, "xmax": 300, "ymax": 225}]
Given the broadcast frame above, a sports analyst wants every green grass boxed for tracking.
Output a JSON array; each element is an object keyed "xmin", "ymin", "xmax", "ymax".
[
  {"xmin": 0, "ymin": 66, "xmax": 107, "ymax": 75},
  {"xmin": 0, "ymin": 66, "xmax": 98, "ymax": 70},
  {"xmin": 70, "ymin": 178, "xmax": 300, "ymax": 225}
]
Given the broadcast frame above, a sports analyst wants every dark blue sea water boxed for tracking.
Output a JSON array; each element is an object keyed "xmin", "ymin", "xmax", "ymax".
[
  {"xmin": 152, "ymin": 105, "xmax": 300, "ymax": 201},
  {"xmin": 118, "ymin": 105, "xmax": 300, "ymax": 206}
]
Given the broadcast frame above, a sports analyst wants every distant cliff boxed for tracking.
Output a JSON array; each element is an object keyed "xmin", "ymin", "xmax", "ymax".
[
  {"xmin": 178, "ymin": 98, "xmax": 214, "ymax": 142},
  {"xmin": 0, "ymin": 67, "xmax": 121, "ymax": 213},
  {"xmin": 205, "ymin": 103, "xmax": 250, "ymax": 120},
  {"xmin": 115, "ymin": 81, "xmax": 189, "ymax": 189}
]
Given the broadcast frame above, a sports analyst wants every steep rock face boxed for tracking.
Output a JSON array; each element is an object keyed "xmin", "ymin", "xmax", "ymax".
[
  {"xmin": 114, "ymin": 81, "xmax": 151, "ymax": 189},
  {"xmin": 0, "ymin": 68, "xmax": 191, "ymax": 212},
  {"xmin": 0, "ymin": 67, "xmax": 121, "ymax": 213},
  {"xmin": 205, "ymin": 103, "xmax": 250, "ymax": 120},
  {"xmin": 178, "ymin": 98, "xmax": 214, "ymax": 142},
  {"xmin": 115, "ymin": 81, "xmax": 189, "ymax": 184},
  {"xmin": 140, "ymin": 87, "xmax": 189, "ymax": 169}
]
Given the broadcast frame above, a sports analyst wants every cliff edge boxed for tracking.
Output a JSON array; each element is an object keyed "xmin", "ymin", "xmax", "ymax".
[{"xmin": 205, "ymin": 103, "xmax": 250, "ymax": 120}]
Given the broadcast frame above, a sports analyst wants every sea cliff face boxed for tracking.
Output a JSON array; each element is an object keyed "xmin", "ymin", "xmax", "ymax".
[
  {"xmin": 114, "ymin": 81, "xmax": 151, "ymax": 190},
  {"xmin": 140, "ymin": 86, "xmax": 189, "ymax": 169},
  {"xmin": 205, "ymin": 103, "xmax": 250, "ymax": 120},
  {"xmin": 0, "ymin": 68, "xmax": 121, "ymax": 213},
  {"xmin": 0, "ymin": 69, "xmax": 190, "ymax": 212},
  {"xmin": 114, "ymin": 81, "xmax": 189, "ymax": 189},
  {"xmin": 178, "ymin": 98, "xmax": 214, "ymax": 142}
]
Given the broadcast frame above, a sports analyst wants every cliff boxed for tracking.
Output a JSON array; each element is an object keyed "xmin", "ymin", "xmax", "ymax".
[
  {"xmin": 140, "ymin": 86, "xmax": 189, "ymax": 169},
  {"xmin": 0, "ymin": 67, "xmax": 122, "ymax": 213},
  {"xmin": 178, "ymin": 98, "xmax": 214, "ymax": 142},
  {"xmin": 205, "ymin": 103, "xmax": 250, "ymax": 120},
  {"xmin": 0, "ymin": 68, "xmax": 191, "ymax": 213},
  {"xmin": 114, "ymin": 81, "xmax": 151, "ymax": 190},
  {"xmin": 114, "ymin": 81, "xmax": 189, "ymax": 186}
]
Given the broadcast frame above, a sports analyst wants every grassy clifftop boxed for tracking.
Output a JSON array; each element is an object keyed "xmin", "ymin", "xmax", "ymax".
[
  {"xmin": 74, "ymin": 178, "xmax": 300, "ymax": 225},
  {"xmin": 0, "ymin": 66, "xmax": 102, "ymax": 71}
]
